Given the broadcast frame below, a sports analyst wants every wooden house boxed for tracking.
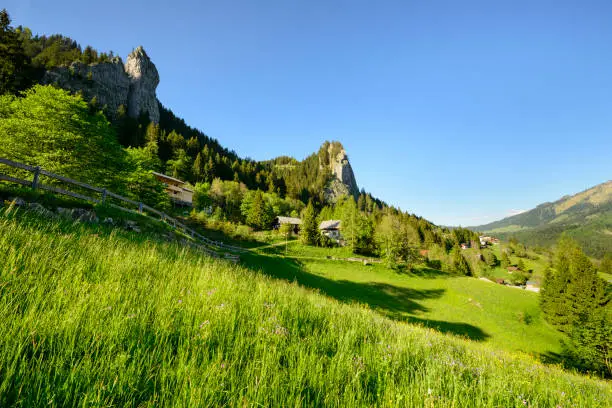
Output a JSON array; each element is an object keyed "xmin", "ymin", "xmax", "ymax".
[
  {"xmin": 320, "ymin": 220, "xmax": 342, "ymax": 241},
  {"xmin": 152, "ymin": 172, "xmax": 193, "ymax": 206},
  {"xmin": 273, "ymin": 216, "xmax": 302, "ymax": 234}
]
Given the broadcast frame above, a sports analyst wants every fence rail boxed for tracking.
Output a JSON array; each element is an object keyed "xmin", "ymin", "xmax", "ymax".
[{"xmin": 0, "ymin": 157, "xmax": 247, "ymax": 255}]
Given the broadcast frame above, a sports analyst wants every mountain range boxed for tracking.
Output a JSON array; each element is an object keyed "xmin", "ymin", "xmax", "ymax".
[{"xmin": 471, "ymin": 181, "xmax": 612, "ymax": 258}]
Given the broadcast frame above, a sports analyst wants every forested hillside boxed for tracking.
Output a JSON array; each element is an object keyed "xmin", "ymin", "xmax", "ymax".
[
  {"xmin": 471, "ymin": 181, "xmax": 612, "ymax": 258},
  {"xmin": 0, "ymin": 9, "xmax": 463, "ymax": 259}
]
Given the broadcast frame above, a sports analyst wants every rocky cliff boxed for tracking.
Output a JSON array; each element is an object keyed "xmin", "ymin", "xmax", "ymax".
[
  {"xmin": 124, "ymin": 47, "xmax": 160, "ymax": 123},
  {"xmin": 321, "ymin": 142, "xmax": 359, "ymax": 203},
  {"xmin": 42, "ymin": 46, "xmax": 160, "ymax": 123}
]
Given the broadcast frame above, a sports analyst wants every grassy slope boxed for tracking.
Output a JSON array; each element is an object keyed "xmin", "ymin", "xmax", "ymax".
[
  {"xmin": 247, "ymin": 242, "xmax": 562, "ymax": 356},
  {"xmin": 1, "ymin": 209, "xmax": 609, "ymax": 407}
]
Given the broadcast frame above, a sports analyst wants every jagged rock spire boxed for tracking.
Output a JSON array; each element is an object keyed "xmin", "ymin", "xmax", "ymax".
[{"xmin": 125, "ymin": 46, "xmax": 160, "ymax": 123}]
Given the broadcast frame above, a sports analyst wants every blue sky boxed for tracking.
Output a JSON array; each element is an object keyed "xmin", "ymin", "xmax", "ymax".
[{"xmin": 7, "ymin": 0, "xmax": 612, "ymax": 226}]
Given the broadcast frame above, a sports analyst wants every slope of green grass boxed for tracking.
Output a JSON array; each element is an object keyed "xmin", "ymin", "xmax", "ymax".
[
  {"xmin": 1, "ymin": 208, "xmax": 610, "ymax": 406},
  {"xmin": 242, "ymin": 249, "xmax": 563, "ymax": 357}
]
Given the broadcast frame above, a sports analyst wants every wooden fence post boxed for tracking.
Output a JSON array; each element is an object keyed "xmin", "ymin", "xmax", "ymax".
[
  {"xmin": 139, "ymin": 202, "xmax": 143, "ymax": 214},
  {"xmin": 31, "ymin": 166, "xmax": 40, "ymax": 190},
  {"xmin": 101, "ymin": 189, "xmax": 107, "ymax": 204}
]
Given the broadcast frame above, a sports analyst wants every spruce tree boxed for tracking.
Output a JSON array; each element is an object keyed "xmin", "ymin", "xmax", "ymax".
[
  {"xmin": 246, "ymin": 190, "xmax": 272, "ymax": 230},
  {"xmin": 0, "ymin": 9, "xmax": 31, "ymax": 95},
  {"xmin": 541, "ymin": 236, "xmax": 611, "ymax": 376},
  {"xmin": 452, "ymin": 247, "xmax": 472, "ymax": 276},
  {"xmin": 300, "ymin": 201, "xmax": 319, "ymax": 246},
  {"xmin": 500, "ymin": 251, "xmax": 511, "ymax": 268},
  {"xmin": 193, "ymin": 152, "xmax": 205, "ymax": 180}
]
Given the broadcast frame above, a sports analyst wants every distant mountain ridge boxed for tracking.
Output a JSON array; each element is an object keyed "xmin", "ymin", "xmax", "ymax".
[{"xmin": 470, "ymin": 181, "xmax": 612, "ymax": 258}]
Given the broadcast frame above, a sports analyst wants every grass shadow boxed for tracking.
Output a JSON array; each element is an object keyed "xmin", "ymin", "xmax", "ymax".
[
  {"xmin": 241, "ymin": 252, "xmax": 489, "ymax": 341},
  {"xmin": 401, "ymin": 266, "xmax": 453, "ymax": 279}
]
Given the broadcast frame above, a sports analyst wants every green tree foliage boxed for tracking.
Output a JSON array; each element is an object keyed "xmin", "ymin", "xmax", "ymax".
[
  {"xmin": 241, "ymin": 190, "xmax": 274, "ymax": 231},
  {"xmin": 0, "ymin": 9, "xmax": 32, "ymax": 95},
  {"xmin": 192, "ymin": 182, "xmax": 212, "ymax": 211},
  {"xmin": 0, "ymin": 85, "xmax": 126, "ymax": 189},
  {"xmin": 166, "ymin": 149, "xmax": 191, "ymax": 180},
  {"xmin": 208, "ymin": 178, "xmax": 247, "ymax": 222},
  {"xmin": 600, "ymin": 253, "xmax": 612, "ymax": 275},
  {"xmin": 376, "ymin": 214, "xmax": 403, "ymax": 268},
  {"xmin": 540, "ymin": 236, "xmax": 611, "ymax": 376},
  {"xmin": 452, "ymin": 227, "xmax": 477, "ymax": 246},
  {"xmin": 300, "ymin": 201, "xmax": 319, "ymax": 246},
  {"xmin": 482, "ymin": 250, "xmax": 498, "ymax": 267},
  {"xmin": 452, "ymin": 247, "xmax": 472, "ymax": 276},
  {"xmin": 500, "ymin": 251, "xmax": 511, "ymax": 269},
  {"xmin": 193, "ymin": 152, "xmax": 205, "ymax": 181}
]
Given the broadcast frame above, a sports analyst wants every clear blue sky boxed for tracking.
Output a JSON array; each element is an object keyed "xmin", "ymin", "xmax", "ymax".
[{"xmin": 7, "ymin": 0, "xmax": 612, "ymax": 226}]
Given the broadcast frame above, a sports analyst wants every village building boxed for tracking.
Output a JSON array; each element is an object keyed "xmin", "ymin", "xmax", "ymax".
[
  {"xmin": 152, "ymin": 172, "xmax": 193, "ymax": 206},
  {"xmin": 525, "ymin": 280, "xmax": 540, "ymax": 293},
  {"xmin": 273, "ymin": 216, "xmax": 302, "ymax": 234},
  {"xmin": 479, "ymin": 236, "xmax": 500, "ymax": 245},
  {"xmin": 319, "ymin": 220, "xmax": 342, "ymax": 241}
]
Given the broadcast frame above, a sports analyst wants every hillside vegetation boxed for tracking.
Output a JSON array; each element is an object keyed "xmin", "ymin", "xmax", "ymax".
[
  {"xmin": 472, "ymin": 181, "xmax": 612, "ymax": 258},
  {"xmin": 1, "ymin": 209, "xmax": 610, "ymax": 407}
]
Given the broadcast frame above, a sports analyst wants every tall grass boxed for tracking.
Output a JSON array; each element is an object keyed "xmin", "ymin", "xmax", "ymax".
[{"xmin": 0, "ymin": 210, "xmax": 609, "ymax": 407}]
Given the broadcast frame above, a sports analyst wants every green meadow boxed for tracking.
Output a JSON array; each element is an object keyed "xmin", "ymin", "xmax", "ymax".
[
  {"xmin": 246, "ymin": 241, "xmax": 563, "ymax": 357},
  {"xmin": 0, "ymin": 207, "xmax": 609, "ymax": 407}
]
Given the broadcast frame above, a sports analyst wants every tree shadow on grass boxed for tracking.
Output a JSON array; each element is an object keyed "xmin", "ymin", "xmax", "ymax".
[
  {"xmin": 400, "ymin": 266, "xmax": 454, "ymax": 279},
  {"xmin": 241, "ymin": 252, "xmax": 489, "ymax": 342}
]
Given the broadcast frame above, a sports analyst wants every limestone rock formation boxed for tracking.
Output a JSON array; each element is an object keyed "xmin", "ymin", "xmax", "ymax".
[
  {"xmin": 124, "ymin": 46, "xmax": 160, "ymax": 123},
  {"xmin": 42, "ymin": 57, "xmax": 130, "ymax": 118},
  {"xmin": 42, "ymin": 46, "xmax": 160, "ymax": 123},
  {"xmin": 320, "ymin": 142, "xmax": 359, "ymax": 203}
]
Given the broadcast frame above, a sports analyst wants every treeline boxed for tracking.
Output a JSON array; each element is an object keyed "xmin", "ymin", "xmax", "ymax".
[
  {"xmin": 0, "ymin": 10, "xmax": 118, "ymax": 95},
  {"xmin": 540, "ymin": 237, "xmax": 611, "ymax": 377}
]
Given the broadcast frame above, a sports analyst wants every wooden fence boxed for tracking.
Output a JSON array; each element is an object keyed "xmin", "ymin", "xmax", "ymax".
[{"xmin": 0, "ymin": 157, "xmax": 246, "ymax": 257}]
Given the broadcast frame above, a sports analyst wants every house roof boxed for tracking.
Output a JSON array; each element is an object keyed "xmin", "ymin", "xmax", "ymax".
[
  {"xmin": 320, "ymin": 220, "xmax": 341, "ymax": 230},
  {"xmin": 152, "ymin": 172, "xmax": 192, "ymax": 191},
  {"xmin": 152, "ymin": 171, "xmax": 186, "ymax": 184},
  {"xmin": 276, "ymin": 216, "xmax": 302, "ymax": 225}
]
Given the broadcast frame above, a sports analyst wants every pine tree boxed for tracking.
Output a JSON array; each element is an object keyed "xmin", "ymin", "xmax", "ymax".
[
  {"xmin": 357, "ymin": 193, "xmax": 366, "ymax": 211},
  {"xmin": 245, "ymin": 190, "xmax": 273, "ymax": 230},
  {"xmin": 300, "ymin": 201, "xmax": 319, "ymax": 246},
  {"xmin": 541, "ymin": 236, "xmax": 611, "ymax": 376},
  {"xmin": 204, "ymin": 157, "xmax": 215, "ymax": 182},
  {"xmin": 376, "ymin": 214, "xmax": 402, "ymax": 268},
  {"xmin": 0, "ymin": 9, "xmax": 31, "ymax": 95},
  {"xmin": 500, "ymin": 251, "xmax": 511, "ymax": 268},
  {"xmin": 193, "ymin": 152, "xmax": 205, "ymax": 180},
  {"xmin": 452, "ymin": 247, "xmax": 472, "ymax": 276},
  {"xmin": 340, "ymin": 197, "xmax": 358, "ymax": 252}
]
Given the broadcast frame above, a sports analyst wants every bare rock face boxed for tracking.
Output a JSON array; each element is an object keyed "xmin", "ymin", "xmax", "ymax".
[
  {"xmin": 42, "ymin": 46, "xmax": 160, "ymax": 123},
  {"xmin": 321, "ymin": 142, "xmax": 359, "ymax": 203},
  {"xmin": 124, "ymin": 46, "xmax": 160, "ymax": 123},
  {"xmin": 330, "ymin": 147, "xmax": 358, "ymax": 196},
  {"xmin": 42, "ymin": 57, "xmax": 130, "ymax": 118}
]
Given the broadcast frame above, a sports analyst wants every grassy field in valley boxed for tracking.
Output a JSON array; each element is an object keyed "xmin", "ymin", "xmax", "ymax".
[
  {"xmin": 244, "ymin": 242, "xmax": 563, "ymax": 357},
  {"xmin": 0, "ymin": 207, "xmax": 610, "ymax": 407}
]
